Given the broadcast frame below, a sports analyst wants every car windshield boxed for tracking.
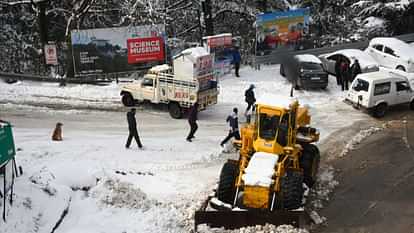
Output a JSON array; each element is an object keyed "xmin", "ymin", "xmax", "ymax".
[
  {"xmin": 301, "ymin": 62, "xmax": 323, "ymax": 70},
  {"xmin": 352, "ymin": 78, "xmax": 369, "ymax": 92}
]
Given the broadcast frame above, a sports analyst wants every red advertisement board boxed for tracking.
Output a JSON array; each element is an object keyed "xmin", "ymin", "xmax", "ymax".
[
  {"xmin": 127, "ymin": 37, "xmax": 164, "ymax": 64},
  {"xmin": 207, "ymin": 35, "xmax": 232, "ymax": 48}
]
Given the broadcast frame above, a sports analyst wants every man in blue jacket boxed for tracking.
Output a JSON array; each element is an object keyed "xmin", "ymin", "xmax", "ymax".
[
  {"xmin": 220, "ymin": 107, "xmax": 240, "ymax": 147},
  {"xmin": 232, "ymin": 46, "xmax": 241, "ymax": 77}
]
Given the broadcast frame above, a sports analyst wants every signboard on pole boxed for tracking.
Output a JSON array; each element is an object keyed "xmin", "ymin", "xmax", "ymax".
[
  {"xmin": 127, "ymin": 37, "xmax": 165, "ymax": 64},
  {"xmin": 44, "ymin": 44, "xmax": 58, "ymax": 65},
  {"xmin": 0, "ymin": 122, "xmax": 15, "ymax": 168},
  {"xmin": 71, "ymin": 25, "xmax": 166, "ymax": 76},
  {"xmin": 255, "ymin": 8, "xmax": 310, "ymax": 56}
]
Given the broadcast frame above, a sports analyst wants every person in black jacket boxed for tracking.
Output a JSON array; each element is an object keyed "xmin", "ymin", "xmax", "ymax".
[
  {"xmin": 245, "ymin": 84, "xmax": 256, "ymax": 114},
  {"xmin": 350, "ymin": 59, "xmax": 362, "ymax": 82},
  {"xmin": 186, "ymin": 102, "xmax": 199, "ymax": 142},
  {"xmin": 125, "ymin": 108, "xmax": 143, "ymax": 149},
  {"xmin": 335, "ymin": 59, "xmax": 342, "ymax": 86},
  {"xmin": 220, "ymin": 107, "xmax": 240, "ymax": 147}
]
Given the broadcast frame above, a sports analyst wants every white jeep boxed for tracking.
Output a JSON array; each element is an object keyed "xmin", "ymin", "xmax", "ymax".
[{"xmin": 345, "ymin": 70, "xmax": 414, "ymax": 117}]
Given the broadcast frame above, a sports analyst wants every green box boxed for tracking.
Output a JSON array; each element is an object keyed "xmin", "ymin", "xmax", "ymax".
[{"xmin": 0, "ymin": 122, "xmax": 16, "ymax": 167}]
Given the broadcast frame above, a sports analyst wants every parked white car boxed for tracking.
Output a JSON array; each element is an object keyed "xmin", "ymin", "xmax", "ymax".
[
  {"xmin": 319, "ymin": 49, "xmax": 379, "ymax": 76},
  {"xmin": 365, "ymin": 37, "xmax": 414, "ymax": 72},
  {"xmin": 345, "ymin": 70, "xmax": 414, "ymax": 117}
]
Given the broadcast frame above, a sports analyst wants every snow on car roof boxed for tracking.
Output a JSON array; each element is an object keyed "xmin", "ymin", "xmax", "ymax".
[
  {"xmin": 329, "ymin": 49, "xmax": 378, "ymax": 67},
  {"xmin": 294, "ymin": 54, "xmax": 322, "ymax": 64},
  {"xmin": 369, "ymin": 37, "xmax": 414, "ymax": 59},
  {"xmin": 356, "ymin": 69, "xmax": 408, "ymax": 83}
]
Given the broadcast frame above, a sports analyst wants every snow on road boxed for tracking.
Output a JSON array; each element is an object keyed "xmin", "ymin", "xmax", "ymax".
[{"xmin": 0, "ymin": 65, "xmax": 369, "ymax": 233}]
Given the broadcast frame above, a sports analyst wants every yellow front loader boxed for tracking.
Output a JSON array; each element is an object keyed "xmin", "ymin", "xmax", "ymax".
[{"xmin": 195, "ymin": 100, "xmax": 320, "ymax": 231}]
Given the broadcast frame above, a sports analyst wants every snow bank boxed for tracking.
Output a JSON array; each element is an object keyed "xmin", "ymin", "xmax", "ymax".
[
  {"xmin": 339, "ymin": 125, "xmax": 385, "ymax": 157},
  {"xmin": 308, "ymin": 165, "xmax": 339, "ymax": 210},
  {"xmin": 243, "ymin": 152, "xmax": 279, "ymax": 187}
]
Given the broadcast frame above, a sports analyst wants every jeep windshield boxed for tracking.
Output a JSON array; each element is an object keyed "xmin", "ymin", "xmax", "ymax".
[
  {"xmin": 352, "ymin": 78, "xmax": 369, "ymax": 92},
  {"xmin": 300, "ymin": 62, "xmax": 323, "ymax": 71}
]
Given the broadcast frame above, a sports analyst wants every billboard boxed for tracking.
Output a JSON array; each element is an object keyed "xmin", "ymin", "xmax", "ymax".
[
  {"xmin": 127, "ymin": 37, "xmax": 164, "ymax": 64},
  {"xmin": 71, "ymin": 25, "xmax": 166, "ymax": 76},
  {"xmin": 256, "ymin": 8, "xmax": 310, "ymax": 56}
]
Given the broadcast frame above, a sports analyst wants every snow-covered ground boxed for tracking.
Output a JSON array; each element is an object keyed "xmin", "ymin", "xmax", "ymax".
[{"xmin": 0, "ymin": 65, "xmax": 371, "ymax": 233}]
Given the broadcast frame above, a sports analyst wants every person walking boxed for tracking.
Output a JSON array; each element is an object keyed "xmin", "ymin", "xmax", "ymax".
[
  {"xmin": 245, "ymin": 84, "xmax": 256, "ymax": 115},
  {"xmin": 350, "ymin": 59, "xmax": 362, "ymax": 82},
  {"xmin": 232, "ymin": 46, "xmax": 241, "ymax": 77},
  {"xmin": 220, "ymin": 107, "xmax": 241, "ymax": 147},
  {"xmin": 186, "ymin": 102, "xmax": 199, "ymax": 142},
  {"xmin": 125, "ymin": 108, "xmax": 143, "ymax": 149},
  {"xmin": 340, "ymin": 61, "xmax": 350, "ymax": 91}
]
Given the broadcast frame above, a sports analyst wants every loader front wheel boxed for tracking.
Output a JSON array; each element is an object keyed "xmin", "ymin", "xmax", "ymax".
[
  {"xmin": 281, "ymin": 170, "xmax": 304, "ymax": 210},
  {"xmin": 300, "ymin": 144, "xmax": 320, "ymax": 188},
  {"xmin": 217, "ymin": 161, "xmax": 238, "ymax": 205}
]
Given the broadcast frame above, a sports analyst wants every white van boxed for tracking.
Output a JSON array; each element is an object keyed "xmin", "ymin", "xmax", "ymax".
[{"xmin": 345, "ymin": 71, "xmax": 414, "ymax": 117}]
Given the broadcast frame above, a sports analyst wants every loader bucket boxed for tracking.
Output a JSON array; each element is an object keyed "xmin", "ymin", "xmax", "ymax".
[{"xmin": 194, "ymin": 197, "xmax": 309, "ymax": 232}]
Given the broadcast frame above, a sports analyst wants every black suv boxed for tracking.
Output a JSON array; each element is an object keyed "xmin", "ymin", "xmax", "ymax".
[{"xmin": 280, "ymin": 54, "xmax": 328, "ymax": 90}]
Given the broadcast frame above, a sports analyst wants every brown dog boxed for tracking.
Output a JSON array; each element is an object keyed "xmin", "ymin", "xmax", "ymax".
[{"xmin": 52, "ymin": 122, "xmax": 63, "ymax": 141}]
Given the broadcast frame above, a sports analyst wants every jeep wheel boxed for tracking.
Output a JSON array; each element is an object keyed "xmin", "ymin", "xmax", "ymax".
[
  {"xmin": 121, "ymin": 93, "xmax": 134, "ymax": 107},
  {"xmin": 168, "ymin": 102, "xmax": 182, "ymax": 119},
  {"xmin": 373, "ymin": 103, "xmax": 387, "ymax": 118}
]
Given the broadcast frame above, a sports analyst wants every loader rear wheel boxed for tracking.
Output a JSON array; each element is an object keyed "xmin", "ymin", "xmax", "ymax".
[
  {"xmin": 281, "ymin": 170, "xmax": 304, "ymax": 210},
  {"xmin": 217, "ymin": 161, "xmax": 238, "ymax": 205},
  {"xmin": 300, "ymin": 144, "xmax": 320, "ymax": 188}
]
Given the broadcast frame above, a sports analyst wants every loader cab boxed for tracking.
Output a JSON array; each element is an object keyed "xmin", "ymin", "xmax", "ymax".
[{"xmin": 254, "ymin": 104, "xmax": 291, "ymax": 154}]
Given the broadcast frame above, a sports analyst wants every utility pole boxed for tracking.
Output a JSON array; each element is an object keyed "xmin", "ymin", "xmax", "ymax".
[
  {"xmin": 36, "ymin": 0, "xmax": 49, "ymax": 47},
  {"xmin": 201, "ymin": 0, "xmax": 214, "ymax": 36}
]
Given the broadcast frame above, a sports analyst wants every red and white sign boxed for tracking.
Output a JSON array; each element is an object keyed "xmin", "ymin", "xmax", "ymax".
[
  {"xmin": 44, "ymin": 44, "xmax": 58, "ymax": 65},
  {"xmin": 127, "ymin": 37, "xmax": 164, "ymax": 64},
  {"xmin": 207, "ymin": 35, "xmax": 232, "ymax": 48},
  {"xmin": 194, "ymin": 54, "xmax": 213, "ymax": 77}
]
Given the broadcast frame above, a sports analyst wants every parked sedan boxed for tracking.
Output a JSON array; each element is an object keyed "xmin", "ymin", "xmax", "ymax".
[
  {"xmin": 365, "ymin": 37, "xmax": 414, "ymax": 72},
  {"xmin": 280, "ymin": 54, "xmax": 328, "ymax": 89},
  {"xmin": 319, "ymin": 49, "xmax": 379, "ymax": 76}
]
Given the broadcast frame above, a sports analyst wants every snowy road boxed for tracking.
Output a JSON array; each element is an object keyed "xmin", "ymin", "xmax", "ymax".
[
  {"xmin": 0, "ymin": 65, "xmax": 383, "ymax": 233},
  {"xmin": 317, "ymin": 113, "xmax": 414, "ymax": 233}
]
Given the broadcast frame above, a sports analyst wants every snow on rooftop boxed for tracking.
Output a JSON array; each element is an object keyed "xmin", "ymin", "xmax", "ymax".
[
  {"xmin": 243, "ymin": 152, "xmax": 279, "ymax": 187},
  {"xmin": 149, "ymin": 64, "xmax": 170, "ymax": 72},
  {"xmin": 294, "ymin": 54, "xmax": 322, "ymax": 64},
  {"xmin": 180, "ymin": 46, "xmax": 209, "ymax": 61}
]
